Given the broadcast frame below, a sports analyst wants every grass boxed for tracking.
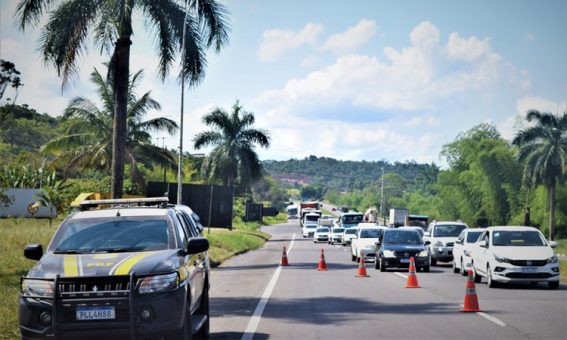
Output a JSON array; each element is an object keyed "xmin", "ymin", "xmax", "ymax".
[
  {"xmin": 0, "ymin": 213, "xmax": 279, "ymax": 339},
  {"xmin": 554, "ymin": 239, "xmax": 567, "ymax": 255},
  {"xmin": 560, "ymin": 260, "xmax": 567, "ymax": 284},
  {"xmin": 0, "ymin": 218, "xmax": 61, "ymax": 340}
]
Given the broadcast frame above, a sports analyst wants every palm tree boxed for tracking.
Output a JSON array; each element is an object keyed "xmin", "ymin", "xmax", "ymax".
[
  {"xmin": 42, "ymin": 67, "xmax": 178, "ymax": 192},
  {"xmin": 512, "ymin": 110, "xmax": 567, "ymax": 240},
  {"xmin": 193, "ymin": 101, "xmax": 270, "ymax": 191},
  {"xmin": 15, "ymin": 0, "xmax": 230, "ymax": 198}
]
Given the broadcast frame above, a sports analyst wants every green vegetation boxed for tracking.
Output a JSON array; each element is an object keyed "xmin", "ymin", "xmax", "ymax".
[
  {"xmin": 560, "ymin": 261, "xmax": 567, "ymax": 284},
  {"xmin": 194, "ymin": 101, "xmax": 271, "ymax": 192},
  {"xmin": 555, "ymin": 239, "xmax": 567, "ymax": 255},
  {"xmin": 207, "ymin": 229, "xmax": 271, "ymax": 267},
  {"xmin": 15, "ymin": 0, "xmax": 230, "ymax": 198}
]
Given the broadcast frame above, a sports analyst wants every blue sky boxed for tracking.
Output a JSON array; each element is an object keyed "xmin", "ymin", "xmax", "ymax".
[{"xmin": 1, "ymin": 0, "xmax": 566, "ymax": 165}]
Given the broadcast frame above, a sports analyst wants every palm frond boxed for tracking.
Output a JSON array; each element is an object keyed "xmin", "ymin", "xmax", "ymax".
[
  {"xmin": 192, "ymin": 0, "xmax": 230, "ymax": 52},
  {"xmin": 136, "ymin": 117, "xmax": 178, "ymax": 135},
  {"xmin": 15, "ymin": 0, "xmax": 54, "ymax": 30},
  {"xmin": 193, "ymin": 131, "xmax": 223, "ymax": 149}
]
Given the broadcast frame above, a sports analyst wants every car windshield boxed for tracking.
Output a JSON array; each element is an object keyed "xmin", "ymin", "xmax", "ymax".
[
  {"xmin": 333, "ymin": 228, "xmax": 345, "ymax": 233},
  {"xmin": 433, "ymin": 225, "xmax": 467, "ymax": 237},
  {"xmin": 316, "ymin": 227, "xmax": 330, "ymax": 233},
  {"xmin": 383, "ymin": 230, "xmax": 422, "ymax": 245},
  {"xmin": 345, "ymin": 229, "xmax": 357, "ymax": 235},
  {"xmin": 466, "ymin": 231, "xmax": 483, "ymax": 243},
  {"xmin": 306, "ymin": 225, "xmax": 317, "ymax": 229},
  {"xmin": 287, "ymin": 208, "xmax": 297, "ymax": 215},
  {"xmin": 50, "ymin": 217, "xmax": 173, "ymax": 253},
  {"xmin": 342, "ymin": 215, "xmax": 363, "ymax": 224},
  {"xmin": 360, "ymin": 229, "xmax": 381, "ymax": 238},
  {"xmin": 492, "ymin": 231, "xmax": 547, "ymax": 246}
]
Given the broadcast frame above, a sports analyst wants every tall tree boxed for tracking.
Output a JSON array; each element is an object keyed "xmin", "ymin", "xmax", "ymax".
[
  {"xmin": 513, "ymin": 110, "xmax": 567, "ymax": 240},
  {"xmin": 15, "ymin": 0, "xmax": 230, "ymax": 198},
  {"xmin": 42, "ymin": 68, "xmax": 178, "ymax": 192},
  {"xmin": 0, "ymin": 59, "xmax": 22, "ymax": 101},
  {"xmin": 193, "ymin": 101, "xmax": 270, "ymax": 191}
]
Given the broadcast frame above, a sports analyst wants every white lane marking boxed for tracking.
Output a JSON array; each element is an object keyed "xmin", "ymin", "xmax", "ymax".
[
  {"xmin": 394, "ymin": 272, "xmax": 408, "ymax": 279},
  {"xmin": 241, "ymin": 233, "xmax": 296, "ymax": 340},
  {"xmin": 477, "ymin": 312, "xmax": 506, "ymax": 327}
]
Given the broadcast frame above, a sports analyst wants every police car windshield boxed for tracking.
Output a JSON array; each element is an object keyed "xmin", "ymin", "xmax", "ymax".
[{"xmin": 50, "ymin": 217, "xmax": 173, "ymax": 253}]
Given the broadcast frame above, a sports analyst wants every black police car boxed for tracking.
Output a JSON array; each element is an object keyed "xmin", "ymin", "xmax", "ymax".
[
  {"xmin": 375, "ymin": 228, "xmax": 431, "ymax": 272},
  {"xmin": 19, "ymin": 197, "xmax": 210, "ymax": 340}
]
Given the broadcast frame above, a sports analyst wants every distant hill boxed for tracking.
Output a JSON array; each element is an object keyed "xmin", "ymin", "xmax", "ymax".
[{"xmin": 263, "ymin": 155, "xmax": 433, "ymax": 191}]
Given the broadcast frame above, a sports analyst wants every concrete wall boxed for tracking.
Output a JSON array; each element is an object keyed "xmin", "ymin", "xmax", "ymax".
[{"xmin": 0, "ymin": 188, "xmax": 56, "ymax": 218}]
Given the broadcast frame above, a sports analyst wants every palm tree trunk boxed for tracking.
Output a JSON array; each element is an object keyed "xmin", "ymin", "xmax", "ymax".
[
  {"xmin": 110, "ymin": 37, "xmax": 131, "ymax": 199},
  {"xmin": 548, "ymin": 184, "xmax": 556, "ymax": 241}
]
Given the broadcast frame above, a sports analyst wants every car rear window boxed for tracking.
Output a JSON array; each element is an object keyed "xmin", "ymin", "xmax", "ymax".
[{"xmin": 49, "ymin": 217, "xmax": 173, "ymax": 253}]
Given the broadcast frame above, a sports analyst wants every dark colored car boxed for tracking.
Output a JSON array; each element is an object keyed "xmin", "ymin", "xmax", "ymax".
[
  {"xmin": 375, "ymin": 229, "xmax": 431, "ymax": 272},
  {"xmin": 19, "ymin": 197, "xmax": 210, "ymax": 340}
]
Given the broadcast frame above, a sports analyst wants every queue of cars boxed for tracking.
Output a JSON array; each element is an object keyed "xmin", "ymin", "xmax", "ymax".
[{"xmin": 301, "ymin": 212, "xmax": 561, "ymax": 289}]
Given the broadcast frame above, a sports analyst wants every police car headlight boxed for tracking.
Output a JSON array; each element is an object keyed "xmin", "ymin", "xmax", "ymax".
[
  {"xmin": 138, "ymin": 273, "xmax": 178, "ymax": 294},
  {"xmin": 21, "ymin": 279, "xmax": 53, "ymax": 297}
]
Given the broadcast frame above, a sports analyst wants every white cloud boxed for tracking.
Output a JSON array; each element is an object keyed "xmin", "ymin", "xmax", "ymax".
[
  {"xmin": 516, "ymin": 96, "xmax": 566, "ymax": 116},
  {"xmin": 255, "ymin": 21, "xmax": 502, "ymax": 116},
  {"xmin": 257, "ymin": 23, "xmax": 324, "ymax": 62},
  {"xmin": 446, "ymin": 32, "xmax": 491, "ymax": 61},
  {"xmin": 322, "ymin": 19, "xmax": 377, "ymax": 54}
]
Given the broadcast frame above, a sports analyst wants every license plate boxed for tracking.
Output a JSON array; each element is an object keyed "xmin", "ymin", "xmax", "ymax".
[
  {"xmin": 400, "ymin": 258, "xmax": 410, "ymax": 263},
  {"xmin": 521, "ymin": 268, "xmax": 537, "ymax": 273},
  {"xmin": 76, "ymin": 306, "xmax": 115, "ymax": 320}
]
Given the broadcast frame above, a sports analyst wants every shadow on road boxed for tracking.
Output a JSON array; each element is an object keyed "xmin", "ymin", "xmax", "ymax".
[
  {"xmin": 211, "ymin": 331, "xmax": 269, "ymax": 340},
  {"xmin": 211, "ymin": 296, "xmax": 458, "ymax": 325}
]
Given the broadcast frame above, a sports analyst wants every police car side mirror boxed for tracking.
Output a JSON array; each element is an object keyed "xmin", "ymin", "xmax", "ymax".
[
  {"xmin": 24, "ymin": 244, "xmax": 43, "ymax": 261},
  {"xmin": 186, "ymin": 237, "xmax": 209, "ymax": 255}
]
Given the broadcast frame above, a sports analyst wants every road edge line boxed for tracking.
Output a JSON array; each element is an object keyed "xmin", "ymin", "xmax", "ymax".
[
  {"xmin": 476, "ymin": 312, "xmax": 506, "ymax": 327},
  {"xmin": 394, "ymin": 272, "xmax": 408, "ymax": 279},
  {"xmin": 241, "ymin": 233, "xmax": 296, "ymax": 340}
]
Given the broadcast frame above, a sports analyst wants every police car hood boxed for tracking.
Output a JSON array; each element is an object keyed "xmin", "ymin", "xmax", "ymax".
[{"xmin": 27, "ymin": 249, "xmax": 182, "ymax": 278}]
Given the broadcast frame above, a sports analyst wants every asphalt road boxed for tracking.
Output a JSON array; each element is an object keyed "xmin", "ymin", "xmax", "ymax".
[{"xmin": 209, "ymin": 221, "xmax": 567, "ymax": 340}]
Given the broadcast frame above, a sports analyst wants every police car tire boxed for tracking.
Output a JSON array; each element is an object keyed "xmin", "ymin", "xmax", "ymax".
[{"xmin": 195, "ymin": 281, "xmax": 210, "ymax": 339}]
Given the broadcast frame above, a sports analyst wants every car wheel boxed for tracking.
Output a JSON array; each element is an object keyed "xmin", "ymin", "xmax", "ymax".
[
  {"xmin": 548, "ymin": 281, "xmax": 559, "ymax": 289},
  {"xmin": 195, "ymin": 279, "xmax": 210, "ymax": 339},
  {"xmin": 422, "ymin": 265, "xmax": 430, "ymax": 272},
  {"xmin": 379, "ymin": 258, "xmax": 386, "ymax": 272},
  {"xmin": 460, "ymin": 258, "xmax": 468, "ymax": 277},
  {"xmin": 452, "ymin": 260, "xmax": 459, "ymax": 273},
  {"xmin": 375, "ymin": 258, "xmax": 380, "ymax": 270},
  {"xmin": 351, "ymin": 252, "xmax": 356, "ymax": 262},
  {"xmin": 487, "ymin": 265, "xmax": 498, "ymax": 288},
  {"xmin": 431, "ymin": 258, "xmax": 437, "ymax": 266}
]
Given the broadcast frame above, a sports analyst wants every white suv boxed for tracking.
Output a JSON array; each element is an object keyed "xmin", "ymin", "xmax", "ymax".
[
  {"xmin": 452, "ymin": 229, "xmax": 484, "ymax": 276},
  {"xmin": 470, "ymin": 226, "xmax": 560, "ymax": 289},
  {"xmin": 424, "ymin": 221, "xmax": 468, "ymax": 266}
]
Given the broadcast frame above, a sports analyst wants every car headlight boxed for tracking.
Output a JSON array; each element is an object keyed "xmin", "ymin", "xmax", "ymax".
[
  {"xmin": 547, "ymin": 256, "xmax": 558, "ymax": 264},
  {"xmin": 137, "ymin": 273, "xmax": 178, "ymax": 294},
  {"xmin": 383, "ymin": 250, "xmax": 396, "ymax": 258},
  {"xmin": 433, "ymin": 241, "xmax": 443, "ymax": 247},
  {"xmin": 21, "ymin": 279, "xmax": 54, "ymax": 297},
  {"xmin": 494, "ymin": 254, "xmax": 512, "ymax": 263},
  {"xmin": 418, "ymin": 250, "xmax": 429, "ymax": 257}
]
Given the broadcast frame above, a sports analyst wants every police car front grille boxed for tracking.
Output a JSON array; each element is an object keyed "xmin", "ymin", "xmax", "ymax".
[{"xmin": 58, "ymin": 276, "xmax": 131, "ymax": 298}]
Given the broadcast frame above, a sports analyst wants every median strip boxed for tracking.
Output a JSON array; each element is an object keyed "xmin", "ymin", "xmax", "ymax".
[{"xmin": 241, "ymin": 233, "xmax": 296, "ymax": 340}]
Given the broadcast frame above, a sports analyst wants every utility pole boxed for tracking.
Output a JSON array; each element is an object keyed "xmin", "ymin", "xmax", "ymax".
[
  {"xmin": 160, "ymin": 137, "xmax": 166, "ymax": 184},
  {"xmin": 177, "ymin": 0, "xmax": 189, "ymax": 205},
  {"xmin": 380, "ymin": 167, "xmax": 385, "ymax": 224}
]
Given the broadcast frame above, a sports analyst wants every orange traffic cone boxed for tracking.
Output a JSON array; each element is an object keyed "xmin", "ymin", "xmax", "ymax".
[
  {"xmin": 317, "ymin": 249, "xmax": 328, "ymax": 271},
  {"xmin": 461, "ymin": 269, "xmax": 481, "ymax": 312},
  {"xmin": 355, "ymin": 251, "xmax": 369, "ymax": 277},
  {"xmin": 405, "ymin": 257, "xmax": 421, "ymax": 288},
  {"xmin": 281, "ymin": 246, "xmax": 289, "ymax": 266}
]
